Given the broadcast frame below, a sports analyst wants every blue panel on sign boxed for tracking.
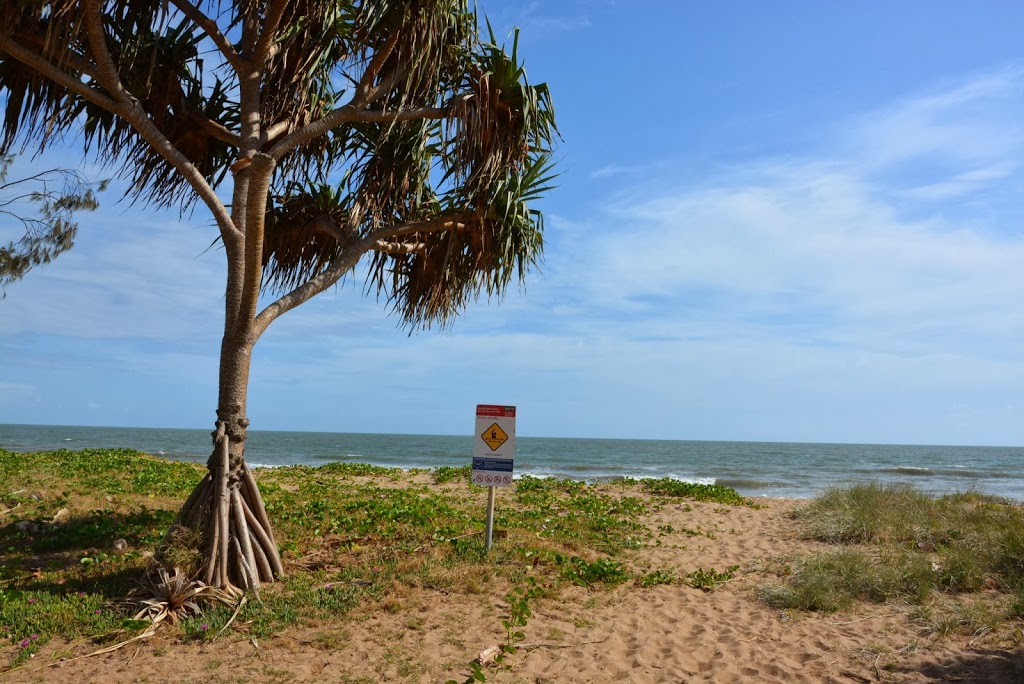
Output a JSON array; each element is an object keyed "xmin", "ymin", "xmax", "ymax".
[{"xmin": 472, "ymin": 457, "xmax": 514, "ymax": 472}]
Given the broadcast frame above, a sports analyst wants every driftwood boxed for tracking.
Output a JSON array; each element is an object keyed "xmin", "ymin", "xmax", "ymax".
[{"xmin": 166, "ymin": 422, "xmax": 283, "ymax": 591}]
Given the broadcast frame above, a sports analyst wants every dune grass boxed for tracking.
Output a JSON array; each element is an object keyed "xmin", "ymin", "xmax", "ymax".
[
  {"xmin": 759, "ymin": 482, "xmax": 1024, "ymax": 629},
  {"xmin": 0, "ymin": 447, "xmax": 749, "ymax": 668}
]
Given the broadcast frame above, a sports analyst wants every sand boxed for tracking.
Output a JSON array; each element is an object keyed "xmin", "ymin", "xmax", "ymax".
[{"xmin": 5, "ymin": 492, "xmax": 1023, "ymax": 683}]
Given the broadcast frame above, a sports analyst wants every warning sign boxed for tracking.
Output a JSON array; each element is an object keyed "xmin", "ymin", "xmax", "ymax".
[
  {"xmin": 472, "ymin": 404, "xmax": 516, "ymax": 487},
  {"xmin": 481, "ymin": 423, "xmax": 509, "ymax": 451}
]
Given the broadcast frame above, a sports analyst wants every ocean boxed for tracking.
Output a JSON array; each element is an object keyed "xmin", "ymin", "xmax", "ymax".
[{"xmin": 2, "ymin": 423, "xmax": 1022, "ymax": 501}]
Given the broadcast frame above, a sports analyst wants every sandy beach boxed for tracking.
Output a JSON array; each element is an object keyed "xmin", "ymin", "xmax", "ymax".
[{"xmin": 3, "ymin": 469, "xmax": 1022, "ymax": 684}]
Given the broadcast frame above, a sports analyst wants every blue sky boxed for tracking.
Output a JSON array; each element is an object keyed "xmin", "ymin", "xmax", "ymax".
[{"xmin": 2, "ymin": 1, "xmax": 1023, "ymax": 445}]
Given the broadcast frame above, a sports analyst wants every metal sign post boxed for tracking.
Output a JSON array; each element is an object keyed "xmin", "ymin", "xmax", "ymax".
[
  {"xmin": 484, "ymin": 485, "xmax": 496, "ymax": 551},
  {"xmin": 471, "ymin": 404, "xmax": 516, "ymax": 552}
]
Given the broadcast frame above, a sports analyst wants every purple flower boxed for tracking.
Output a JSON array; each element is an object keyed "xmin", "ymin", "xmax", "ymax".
[
  {"xmin": 30, "ymin": 635, "xmax": 38, "ymax": 641},
  {"xmin": 325, "ymin": 584, "xmax": 333, "ymax": 590},
  {"xmin": 201, "ymin": 624, "xmax": 209, "ymax": 631},
  {"xmin": 20, "ymin": 639, "xmax": 29, "ymax": 648},
  {"xmin": 27, "ymin": 598, "xmax": 36, "ymax": 604}
]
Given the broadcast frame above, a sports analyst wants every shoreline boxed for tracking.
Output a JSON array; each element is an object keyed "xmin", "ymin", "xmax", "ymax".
[{"xmin": 5, "ymin": 423, "xmax": 1024, "ymax": 501}]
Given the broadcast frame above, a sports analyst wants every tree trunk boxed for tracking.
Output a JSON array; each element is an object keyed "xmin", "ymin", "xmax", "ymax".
[
  {"xmin": 158, "ymin": 148, "xmax": 286, "ymax": 592},
  {"xmin": 161, "ymin": 142, "xmax": 283, "ymax": 591},
  {"xmin": 164, "ymin": 337, "xmax": 284, "ymax": 592}
]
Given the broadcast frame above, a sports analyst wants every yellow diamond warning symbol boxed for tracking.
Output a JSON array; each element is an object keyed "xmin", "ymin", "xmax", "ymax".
[{"xmin": 481, "ymin": 423, "xmax": 509, "ymax": 451}]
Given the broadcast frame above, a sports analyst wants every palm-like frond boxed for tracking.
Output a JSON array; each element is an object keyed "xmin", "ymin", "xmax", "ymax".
[
  {"xmin": 131, "ymin": 567, "xmax": 237, "ymax": 626},
  {"xmin": 0, "ymin": 1, "xmax": 237, "ymax": 209},
  {"xmin": 372, "ymin": 153, "xmax": 555, "ymax": 327}
]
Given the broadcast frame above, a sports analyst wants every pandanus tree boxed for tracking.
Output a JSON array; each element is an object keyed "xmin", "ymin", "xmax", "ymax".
[{"xmin": 0, "ymin": 0, "xmax": 556, "ymax": 592}]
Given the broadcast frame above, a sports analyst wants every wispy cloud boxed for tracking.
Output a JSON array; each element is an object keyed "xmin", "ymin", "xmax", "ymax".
[
  {"xmin": 899, "ymin": 164, "xmax": 1016, "ymax": 201},
  {"xmin": 589, "ymin": 162, "xmax": 671, "ymax": 180},
  {"xmin": 510, "ymin": 2, "xmax": 591, "ymax": 34},
  {"xmin": 846, "ymin": 67, "xmax": 1024, "ymax": 173},
  {"xmin": 2, "ymin": 211, "xmax": 223, "ymax": 342}
]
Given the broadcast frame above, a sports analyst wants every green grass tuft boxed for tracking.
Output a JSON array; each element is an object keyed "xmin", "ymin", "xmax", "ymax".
[{"xmin": 762, "ymin": 483, "xmax": 1024, "ymax": 634}]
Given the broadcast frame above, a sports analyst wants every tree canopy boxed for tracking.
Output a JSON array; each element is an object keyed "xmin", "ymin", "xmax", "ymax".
[{"xmin": 0, "ymin": 0, "xmax": 556, "ymax": 329}]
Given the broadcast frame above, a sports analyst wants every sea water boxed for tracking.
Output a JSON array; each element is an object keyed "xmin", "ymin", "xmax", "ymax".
[{"xmin": 2, "ymin": 424, "xmax": 1022, "ymax": 501}]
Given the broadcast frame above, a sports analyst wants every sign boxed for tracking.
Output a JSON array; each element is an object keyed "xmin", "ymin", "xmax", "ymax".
[{"xmin": 472, "ymin": 404, "xmax": 515, "ymax": 487}]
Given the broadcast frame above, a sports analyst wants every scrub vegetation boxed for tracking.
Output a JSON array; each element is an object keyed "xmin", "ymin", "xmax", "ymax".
[
  {"xmin": 759, "ymin": 483, "xmax": 1024, "ymax": 632},
  {"xmin": 0, "ymin": 448, "xmax": 748, "ymax": 669}
]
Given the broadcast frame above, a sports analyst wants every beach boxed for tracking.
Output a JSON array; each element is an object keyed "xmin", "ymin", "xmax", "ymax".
[{"xmin": 3, "ymin": 460, "xmax": 1022, "ymax": 684}]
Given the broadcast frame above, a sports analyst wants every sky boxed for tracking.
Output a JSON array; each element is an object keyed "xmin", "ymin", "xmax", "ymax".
[{"xmin": 1, "ymin": 1, "xmax": 1023, "ymax": 445}]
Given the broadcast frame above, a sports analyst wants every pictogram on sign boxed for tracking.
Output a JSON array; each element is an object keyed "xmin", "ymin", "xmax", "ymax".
[{"xmin": 481, "ymin": 422, "xmax": 509, "ymax": 451}]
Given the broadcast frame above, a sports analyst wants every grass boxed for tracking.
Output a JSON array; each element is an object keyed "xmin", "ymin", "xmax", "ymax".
[
  {"xmin": 759, "ymin": 482, "xmax": 1024, "ymax": 634},
  {"xmin": 0, "ymin": 447, "xmax": 751, "ymax": 669}
]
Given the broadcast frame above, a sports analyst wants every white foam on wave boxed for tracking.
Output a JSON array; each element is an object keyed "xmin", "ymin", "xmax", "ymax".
[
  {"xmin": 523, "ymin": 471, "xmax": 719, "ymax": 486},
  {"xmin": 654, "ymin": 474, "xmax": 718, "ymax": 486}
]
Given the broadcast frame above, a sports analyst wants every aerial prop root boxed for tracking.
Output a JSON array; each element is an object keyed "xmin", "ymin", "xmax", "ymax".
[{"xmin": 165, "ymin": 422, "xmax": 283, "ymax": 592}]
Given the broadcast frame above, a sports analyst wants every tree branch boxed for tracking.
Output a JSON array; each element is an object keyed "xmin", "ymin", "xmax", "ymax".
[
  {"xmin": 81, "ymin": 0, "xmax": 133, "ymax": 105},
  {"xmin": 357, "ymin": 67, "xmax": 404, "ymax": 109},
  {"xmin": 168, "ymin": 0, "xmax": 243, "ymax": 68},
  {"xmin": 367, "ymin": 216, "xmax": 468, "ymax": 241},
  {"xmin": 252, "ymin": 239, "xmax": 371, "ymax": 338},
  {"xmin": 310, "ymin": 216, "xmax": 353, "ymax": 243},
  {"xmin": 353, "ymin": 30, "xmax": 401, "ymax": 106},
  {"xmin": 260, "ymin": 120, "xmax": 291, "ymax": 148},
  {"xmin": 167, "ymin": 0, "xmax": 241, "ymax": 66},
  {"xmin": 0, "ymin": 37, "xmax": 119, "ymax": 113},
  {"xmin": 179, "ymin": 94, "xmax": 242, "ymax": 146},
  {"xmin": 266, "ymin": 105, "xmax": 449, "ymax": 159},
  {"xmin": 252, "ymin": 213, "xmax": 466, "ymax": 337},
  {"xmin": 253, "ymin": 0, "xmax": 290, "ymax": 64}
]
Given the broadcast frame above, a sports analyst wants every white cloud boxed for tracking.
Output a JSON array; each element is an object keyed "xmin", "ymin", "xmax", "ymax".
[{"xmin": 547, "ymin": 70, "xmax": 1024, "ymax": 367}]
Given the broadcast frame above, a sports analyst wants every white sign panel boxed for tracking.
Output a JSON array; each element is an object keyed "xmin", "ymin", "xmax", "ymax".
[{"xmin": 472, "ymin": 404, "xmax": 516, "ymax": 487}]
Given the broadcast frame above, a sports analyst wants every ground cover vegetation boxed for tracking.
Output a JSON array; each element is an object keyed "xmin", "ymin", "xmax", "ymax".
[
  {"xmin": 0, "ymin": 448, "xmax": 749, "ymax": 671},
  {"xmin": 0, "ymin": 0, "xmax": 557, "ymax": 592},
  {"xmin": 759, "ymin": 483, "xmax": 1024, "ymax": 638}
]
